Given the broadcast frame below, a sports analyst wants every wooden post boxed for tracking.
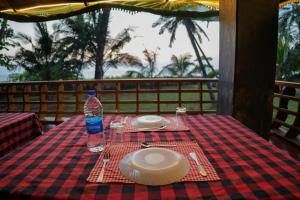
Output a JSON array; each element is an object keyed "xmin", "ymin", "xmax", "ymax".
[
  {"xmin": 199, "ymin": 82, "xmax": 203, "ymax": 114},
  {"xmin": 40, "ymin": 84, "xmax": 48, "ymax": 120},
  {"xmin": 156, "ymin": 82, "xmax": 160, "ymax": 114},
  {"xmin": 218, "ymin": 0, "xmax": 278, "ymax": 137},
  {"xmin": 23, "ymin": 85, "xmax": 32, "ymax": 112},
  {"xmin": 178, "ymin": 81, "xmax": 182, "ymax": 107},
  {"xmin": 115, "ymin": 82, "xmax": 120, "ymax": 113},
  {"xmin": 136, "ymin": 82, "xmax": 140, "ymax": 115},
  {"xmin": 76, "ymin": 84, "xmax": 84, "ymax": 114},
  {"xmin": 95, "ymin": 83, "xmax": 102, "ymax": 99},
  {"xmin": 8, "ymin": 85, "xmax": 16, "ymax": 112},
  {"xmin": 56, "ymin": 83, "xmax": 64, "ymax": 122}
]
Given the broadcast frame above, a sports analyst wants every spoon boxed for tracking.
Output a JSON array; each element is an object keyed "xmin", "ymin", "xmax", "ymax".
[
  {"xmin": 137, "ymin": 124, "xmax": 168, "ymax": 131},
  {"xmin": 141, "ymin": 142, "xmax": 177, "ymax": 148}
]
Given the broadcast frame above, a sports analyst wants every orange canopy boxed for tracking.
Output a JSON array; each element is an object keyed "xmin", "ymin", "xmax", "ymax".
[{"xmin": 0, "ymin": 0, "xmax": 298, "ymax": 22}]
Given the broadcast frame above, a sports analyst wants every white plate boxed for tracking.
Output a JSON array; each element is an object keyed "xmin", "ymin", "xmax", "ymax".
[
  {"xmin": 131, "ymin": 115, "xmax": 170, "ymax": 129},
  {"xmin": 119, "ymin": 148, "xmax": 190, "ymax": 186}
]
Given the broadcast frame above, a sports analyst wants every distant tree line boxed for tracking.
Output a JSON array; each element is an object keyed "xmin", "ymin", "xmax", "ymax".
[
  {"xmin": 1, "ymin": 5, "xmax": 300, "ymax": 82},
  {"xmin": 0, "ymin": 8, "xmax": 219, "ymax": 82}
]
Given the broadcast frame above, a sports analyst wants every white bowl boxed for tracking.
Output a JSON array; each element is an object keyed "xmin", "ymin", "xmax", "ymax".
[
  {"xmin": 119, "ymin": 148, "xmax": 190, "ymax": 186},
  {"xmin": 131, "ymin": 115, "xmax": 170, "ymax": 129}
]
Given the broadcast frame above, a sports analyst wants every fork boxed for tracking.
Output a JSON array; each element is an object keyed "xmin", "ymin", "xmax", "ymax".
[{"xmin": 97, "ymin": 152, "xmax": 110, "ymax": 183}]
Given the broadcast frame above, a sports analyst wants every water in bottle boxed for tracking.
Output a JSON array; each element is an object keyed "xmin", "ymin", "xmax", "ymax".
[{"xmin": 84, "ymin": 90, "xmax": 105, "ymax": 152}]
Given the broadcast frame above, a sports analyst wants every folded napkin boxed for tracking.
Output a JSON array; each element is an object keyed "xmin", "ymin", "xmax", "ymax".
[{"xmin": 87, "ymin": 141, "xmax": 220, "ymax": 183}]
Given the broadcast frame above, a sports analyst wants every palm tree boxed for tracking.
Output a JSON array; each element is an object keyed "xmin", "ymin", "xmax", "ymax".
[
  {"xmin": 13, "ymin": 23, "xmax": 80, "ymax": 80},
  {"xmin": 276, "ymin": 33, "xmax": 300, "ymax": 81},
  {"xmin": 91, "ymin": 8, "xmax": 111, "ymax": 79},
  {"xmin": 57, "ymin": 10, "xmax": 139, "ymax": 79},
  {"xmin": 277, "ymin": 33, "xmax": 291, "ymax": 80},
  {"xmin": 0, "ymin": 19, "xmax": 14, "ymax": 68},
  {"xmin": 126, "ymin": 48, "xmax": 159, "ymax": 78},
  {"xmin": 152, "ymin": 16, "xmax": 217, "ymax": 77},
  {"xmin": 152, "ymin": 16, "xmax": 217, "ymax": 99},
  {"xmin": 158, "ymin": 53, "xmax": 196, "ymax": 77},
  {"xmin": 54, "ymin": 15, "xmax": 93, "ymax": 79},
  {"xmin": 101, "ymin": 28, "xmax": 142, "ymax": 75},
  {"xmin": 277, "ymin": 3, "xmax": 300, "ymax": 81},
  {"xmin": 279, "ymin": 4, "xmax": 300, "ymax": 41}
]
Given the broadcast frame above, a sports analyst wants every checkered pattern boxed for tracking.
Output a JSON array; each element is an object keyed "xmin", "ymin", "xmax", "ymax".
[
  {"xmin": 121, "ymin": 116, "xmax": 189, "ymax": 133},
  {"xmin": 0, "ymin": 112, "xmax": 42, "ymax": 157},
  {"xmin": 0, "ymin": 115, "xmax": 299, "ymax": 199},
  {"xmin": 87, "ymin": 141, "xmax": 220, "ymax": 183}
]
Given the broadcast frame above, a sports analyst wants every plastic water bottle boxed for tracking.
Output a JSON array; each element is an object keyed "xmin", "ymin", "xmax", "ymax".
[{"xmin": 84, "ymin": 90, "xmax": 105, "ymax": 152}]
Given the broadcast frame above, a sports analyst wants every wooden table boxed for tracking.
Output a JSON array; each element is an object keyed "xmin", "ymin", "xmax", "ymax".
[
  {"xmin": 0, "ymin": 112, "xmax": 42, "ymax": 157},
  {"xmin": 0, "ymin": 115, "xmax": 299, "ymax": 199}
]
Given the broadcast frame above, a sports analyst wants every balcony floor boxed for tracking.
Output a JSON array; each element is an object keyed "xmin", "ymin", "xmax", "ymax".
[{"xmin": 269, "ymin": 135, "xmax": 300, "ymax": 161}]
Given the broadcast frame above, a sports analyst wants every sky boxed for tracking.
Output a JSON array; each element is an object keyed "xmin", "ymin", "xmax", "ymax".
[{"xmin": 0, "ymin": 10, "xmax": 219, "ymax": 80}]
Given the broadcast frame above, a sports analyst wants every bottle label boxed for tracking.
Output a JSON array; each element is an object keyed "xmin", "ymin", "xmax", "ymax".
[{"xmin": 86, "ymin": 116, "xmax": 103, "ymax": 134}]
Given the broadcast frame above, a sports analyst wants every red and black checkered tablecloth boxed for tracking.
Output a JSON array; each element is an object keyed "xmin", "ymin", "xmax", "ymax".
[
  {"xmin": 0, "ymin": 112, "xmax": 42, "ymax": 157},
  {"xmin": 0, "ymin": 115, "xmax": 299, "ymax": 199}
]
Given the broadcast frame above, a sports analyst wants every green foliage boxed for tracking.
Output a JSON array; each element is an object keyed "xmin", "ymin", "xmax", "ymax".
[
  {"xmin": 0, "ymin": 19, "xmax": 14, "ymax": 68},
  {"xmin": 8, "ymin": 71, "xmax": 41, "ymax": 81},
  {"xmin": 125, "ymin": 48, "xmax": 159, "ymax": 78},
  {"xmin": 105, "ymin": 74, "xmax": 135, "ymax": 79},
  {"xmin": 158, "ymin": 53, "xmax": 196, "ymax": 77},
  {"xmin": 56, "ymin": 11, "xmax": 139, "ymax": 80},
  {"xmin": 279, "ymin": 4, "xmax": 300, "ymax": 42},
  {"xmin": 207, "ymin": 69, "xmax": 219, "ymax": 78},
  {"xmin": 12, "ymin": 22, "xmax": 81, "ymax": 81},
  {"xmin": 152, "ymin": 16, "xmax": 216, "ymax": 100},
  {"xmin": 8, "ymin": 70, "xmax": 80, "ymax": 81},
  {"xmin": 152, "ymin": 16, "xmax": 217, "ymax": 78},
  {"xmin": 277, "ymin": 4, "xmax": 300, "ymax": 81}
]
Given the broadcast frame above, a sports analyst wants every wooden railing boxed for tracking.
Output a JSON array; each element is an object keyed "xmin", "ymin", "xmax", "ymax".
[
  {"xmin": 272, "ymin": 81, "xmax": 300, "ymax": 147},
  {"xmin": 0, "ymin": 78, "xmax": 218, "ymax": 124},
  {"xmin": 1, "ymin": 78, "xmax": 299, "ymax": 146}
]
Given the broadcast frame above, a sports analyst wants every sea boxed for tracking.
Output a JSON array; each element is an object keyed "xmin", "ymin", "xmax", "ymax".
[{"xmin": 0, "ymin": 65, "xmax": 131, "ymax": 81}]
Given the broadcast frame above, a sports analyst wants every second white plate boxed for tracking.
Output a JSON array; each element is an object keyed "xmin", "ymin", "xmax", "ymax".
[{"xmin": 131, "ymin": 115, "xmax": 170, "ymax": 129}]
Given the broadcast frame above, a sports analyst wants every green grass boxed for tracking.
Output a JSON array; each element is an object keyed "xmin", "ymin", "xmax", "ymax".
[
  {"xmin": 273, "ymin": 89, "xmax": 300, "ymax": 126},
  {"xmin": 103, "ymin": 84, "xmax": 217, "ymax": 112},
  {"xmin": 6, "ymin": 83, "xmax": 299, "ymax": 125},
  {"xmin": 1, "ymin": 83, "xmax": 217, "ymax": 114}
]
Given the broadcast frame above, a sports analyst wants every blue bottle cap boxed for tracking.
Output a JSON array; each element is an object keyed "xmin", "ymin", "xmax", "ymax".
[{"xmin": 88, "ymin": 90, "xmax": 96, "ymax": 96}]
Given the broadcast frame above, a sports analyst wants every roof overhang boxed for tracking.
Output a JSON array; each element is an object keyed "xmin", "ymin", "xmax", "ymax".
[{"xmin": 0, "ymin": 0, "xmax": 298, "ymax": 22}]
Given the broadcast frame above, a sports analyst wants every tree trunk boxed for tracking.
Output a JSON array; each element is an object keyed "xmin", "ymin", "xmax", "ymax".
[
  {"xmin": 194, "ymin": 38, "xmax": 218, "ymax": 76},
  {"xmin": 45, "ymin": 58, "xmax": 51, "ymax": 80},
  {"xmin": 76, "ymin": 52, "xmax": 85, "ymax": 80},
  {"xmin": 94, "ymin": 8, "xmax": 111, "ymax": 80},
  {"xmin": 0, "ymin": 19, "xmax": 8, "ymax": 43},
  {"xmin": 184, "ymin": 23, "xmax": 215, "ymax": 100},
  {"xmin": 185, "ymin": 19, "xmax": 218, "ymax": 77}
]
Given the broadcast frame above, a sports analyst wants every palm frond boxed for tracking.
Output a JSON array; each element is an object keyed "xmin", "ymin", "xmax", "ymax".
[
  {"xmin": 125, "ymin": 70, "xmax": 145, "ymax": 78},
  {"xmin": 15, "ymin": 33, "xmax": 32, "ymax": 45}
]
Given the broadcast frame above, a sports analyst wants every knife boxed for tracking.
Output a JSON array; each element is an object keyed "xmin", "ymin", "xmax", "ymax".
[{"xmin": 189, "ymin": 152, "xmax": 207, "ymax": 177}]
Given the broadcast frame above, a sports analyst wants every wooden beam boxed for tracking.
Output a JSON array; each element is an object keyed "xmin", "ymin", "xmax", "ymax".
[{"xmin": 218, "ymin": 0, "xmax": 279, "ymax": 137}]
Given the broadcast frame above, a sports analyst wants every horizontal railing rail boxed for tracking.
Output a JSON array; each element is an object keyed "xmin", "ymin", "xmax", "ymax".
[
  {"xmin": 0, "ymin": 78, "xmax": 298, "ymax": 147},
  {"xmin": 0, "ymin": 78, "xmax": 218, "ymax": 124},
  {"xmin": 272, "ymin": 80, "xmax": 300, "ymax": 147}
]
